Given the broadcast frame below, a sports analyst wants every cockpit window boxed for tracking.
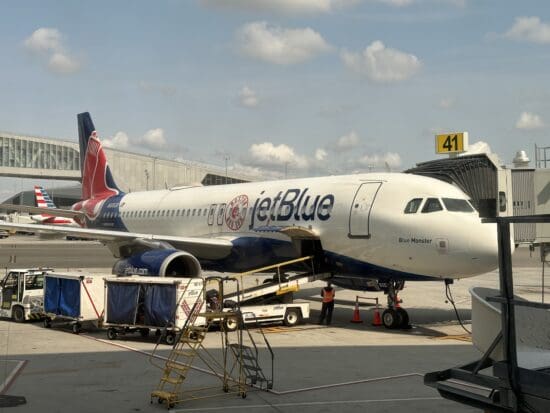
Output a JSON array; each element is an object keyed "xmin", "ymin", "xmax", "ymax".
[
  {"xmin": 442, "ymin": 198, "xmax": 474, "ymax": 212},
  {"xmin": 421, "ymin": 198, "xmax": 443, "ymax": 213},
  {"xmin": 404, "ymin": 198, "xmax": 423, "ymax": 214}
]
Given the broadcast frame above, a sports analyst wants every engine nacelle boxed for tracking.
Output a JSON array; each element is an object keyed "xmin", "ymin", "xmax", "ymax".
[{"xmin": 112, "ymin": 249, "xmax": 201, "ymax": 277}]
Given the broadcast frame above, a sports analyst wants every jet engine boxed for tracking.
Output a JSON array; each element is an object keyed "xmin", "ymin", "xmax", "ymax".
[{"xmin": 112, "ymin": 249, "xmax": 201, "ymax": 277}]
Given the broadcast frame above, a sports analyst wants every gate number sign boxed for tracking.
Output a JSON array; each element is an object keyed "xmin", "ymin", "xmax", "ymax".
[{"xmin": 435, "ymin": 132, "xmax": 468, "ymax": 154}]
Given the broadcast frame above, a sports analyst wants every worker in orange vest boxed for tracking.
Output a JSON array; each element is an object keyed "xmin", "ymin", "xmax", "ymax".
[{"xmin": 319, "ymin": 282, "xmax": 335, "ymax": 325}]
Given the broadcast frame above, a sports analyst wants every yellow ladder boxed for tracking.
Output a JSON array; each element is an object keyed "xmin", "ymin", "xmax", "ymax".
[{"xmin": 150, "ymin": 324, "xmax": 209, "ymax": 408}]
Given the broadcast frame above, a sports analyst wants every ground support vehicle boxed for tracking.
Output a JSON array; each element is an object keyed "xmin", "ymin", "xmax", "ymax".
[
  {"xmin": 223, "ymin": 301, "xmax": 310, "ymax": 331},
  {"xmin": 210, "ymin": 257, "xmax": 330, "ymax": 330},
  {"xmin": 42, "ymin": 272, "xmax": 105, "ymax": 333},
  {"xmin": 0, "ymin": 268, "xmax": 52, "ymax": 322},
  {"xmin": 102, "ymin": 276, "xmax": 205, "ymax": 345}
]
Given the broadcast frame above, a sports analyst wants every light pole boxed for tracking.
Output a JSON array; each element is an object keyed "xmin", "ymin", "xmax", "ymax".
[
  {"xmin": 144, "ymin": 169, "xmax": 150, "ymax": 190},
  {"xmin": 224, "ymin": 155, "xmax": 230, "ymax": 184}
]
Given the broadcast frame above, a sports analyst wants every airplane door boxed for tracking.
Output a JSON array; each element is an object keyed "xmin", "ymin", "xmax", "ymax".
[{"xmin": 349, "ymin": 182, "xmax": 382, "ymax": 238}]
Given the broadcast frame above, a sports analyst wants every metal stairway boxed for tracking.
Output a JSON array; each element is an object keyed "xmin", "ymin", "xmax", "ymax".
[
  {"xmin": 150, "ymin": 295, "xmax": 207, "ymax": 408},
  {"xmin": 150, "ymin": 276, "xmax": 274, "ymax": 409}
]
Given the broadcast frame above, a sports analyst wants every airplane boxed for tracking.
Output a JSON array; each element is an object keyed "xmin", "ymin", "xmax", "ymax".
[
  {"xmin": 0, "ymin": 112, "xmax": 499, "ymax": 329},
  {"xmin": 29, "ymin": 186, "xmax": 79, "ymax": 227}
]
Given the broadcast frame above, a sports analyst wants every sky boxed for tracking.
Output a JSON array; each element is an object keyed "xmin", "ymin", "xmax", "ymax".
[{"xmin": 1, "ymin": 0, "xmax": 550, "ymax": 197}]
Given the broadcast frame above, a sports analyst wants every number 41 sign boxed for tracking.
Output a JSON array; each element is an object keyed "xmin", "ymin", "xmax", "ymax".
[{"xmin": 435, "ymin": 132, "xmax": 468, "ymax": 155}]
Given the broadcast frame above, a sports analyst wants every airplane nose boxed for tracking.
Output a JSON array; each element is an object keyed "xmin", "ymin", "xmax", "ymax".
[{"xmin": 468, "ymin": 222, "xmax": 499, "ymax": 273}]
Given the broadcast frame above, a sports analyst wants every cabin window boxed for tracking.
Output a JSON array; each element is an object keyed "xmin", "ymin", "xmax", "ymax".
[
  {"xmin": 421, "ymin": 198, "xmax": 443, "ymax": 213},
  {"xmin": 176, "ymin": 209, "xmax": 180, "ymax": 217},
  {"xmin": 203, "ymin": 208, "xmax": 207, "ymax": 216},
  {"xmin": 187, "ymin": 209, "xmax": 191, "ymax": 217},
  {"xmin": 192, "ymin": 209, "xmax": 196, "ymax": 216},
  {"xmin": 442, "ymin": 198, "xmax": 474, "ymax": 212},
  {"xmin": 404, "ymin": 198, "xmax": 423, "ymax": 214}
]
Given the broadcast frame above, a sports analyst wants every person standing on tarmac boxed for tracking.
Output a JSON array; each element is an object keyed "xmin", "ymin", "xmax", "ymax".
[{"xmin": 319, "ymin": 282, "xmax": 335, "ymax": 325}]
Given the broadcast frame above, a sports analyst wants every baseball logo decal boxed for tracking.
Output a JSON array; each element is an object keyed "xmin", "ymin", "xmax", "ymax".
[{"xmin": 225, "ymin": 194, "xmax": 249, "ymax": 230}]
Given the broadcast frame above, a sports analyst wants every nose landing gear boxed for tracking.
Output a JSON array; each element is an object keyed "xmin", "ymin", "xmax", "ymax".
[{"xmin": 382, "ymin": 280, "xmax": 411, "ymax": 329}]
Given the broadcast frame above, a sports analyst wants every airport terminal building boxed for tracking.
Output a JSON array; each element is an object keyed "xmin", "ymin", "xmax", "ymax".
[{"xmin": 0, "ymin": 131, "xmax": 256, "ymax": 207}]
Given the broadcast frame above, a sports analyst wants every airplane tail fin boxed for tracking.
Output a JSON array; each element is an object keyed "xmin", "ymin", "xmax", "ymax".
[
  {"xmin": 34, "ymin": 186, "xmax": 57, "ymax": 209},
  {"xmin": 77, "ymin": 112, "xmax": 121, "ymax": 200}
]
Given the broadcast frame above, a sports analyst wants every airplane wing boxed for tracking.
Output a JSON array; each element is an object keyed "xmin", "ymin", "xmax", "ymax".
[
  {"xmin": 0, "ymin": 222, "xmax": 234, "ymax": 259},
  {"xmin": 0, "ymin": 204, "xmax": 86, "ymax": 220}
]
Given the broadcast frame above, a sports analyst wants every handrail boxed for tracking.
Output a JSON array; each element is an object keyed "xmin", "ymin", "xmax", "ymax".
[{"xmin": 236, "ymin": 255, "xmax": 314, "ymax": 277}]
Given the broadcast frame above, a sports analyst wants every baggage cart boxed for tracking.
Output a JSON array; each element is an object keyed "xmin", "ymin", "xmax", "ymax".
[
  {"xmin": 43, "ymin": 272, "xmax": 105, "ymax": 333},
  {"xmin": 102, "ymin": 276, "xmax": 205, "ymax": 345}
]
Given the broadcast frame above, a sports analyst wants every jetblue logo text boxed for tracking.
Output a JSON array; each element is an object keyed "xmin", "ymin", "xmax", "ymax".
[{"xmin": 249, "ymin": 188, "xmax": 334, "ymax": 229}]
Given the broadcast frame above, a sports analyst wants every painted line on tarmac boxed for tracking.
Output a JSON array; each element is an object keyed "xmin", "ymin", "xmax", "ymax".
[
  {"xmin": 80, "ymin": 334, "xmax": 223, "ymax": 378},
  {"xmin": 271, "ymin": 372, "xmax": 423, "ymax": 395},
  {"xmin": 80, "ymin": 335, "xmax": 425, "ymax": 397},
  {"xmin": 171, "ymin": 396, "xmax": 443, "ymax": 412},
  {"xmin": 0, "ymin": 359, "xmax": 27, "ymax": 395}
]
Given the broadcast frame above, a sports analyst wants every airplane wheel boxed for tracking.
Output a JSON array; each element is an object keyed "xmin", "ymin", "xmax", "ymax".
[
  {"xmin": 139, "ymin": 328, "xmax": 150, "ymax": 338},
  {"xmin": 382, "ymin": 308, "xmax": 401, "ymax": 329},
  {"xmin": 43, "ymin": 318, "xmax": 52, "ymax": 328},
  {"xmin": 72, "ymin": 323, "xmax": 81, "ymax": 334},
  {"xmin": 396, "ymin": 308, "xmax": 410, "ymax": 329}
]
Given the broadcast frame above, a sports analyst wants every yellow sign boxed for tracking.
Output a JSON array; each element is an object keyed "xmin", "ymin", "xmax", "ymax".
[{"xmin": 435, "ymin": 132, "xmax": 468, "ymax": 154}]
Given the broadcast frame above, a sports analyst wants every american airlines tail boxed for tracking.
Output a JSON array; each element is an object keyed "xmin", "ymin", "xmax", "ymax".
[
  {"xmin": 34, "ymin": 186, "xmax": 57, "ymax": 209},
  {"xmin": 77, "ymin": 112, "xmax": 122, "ymax": 201}
]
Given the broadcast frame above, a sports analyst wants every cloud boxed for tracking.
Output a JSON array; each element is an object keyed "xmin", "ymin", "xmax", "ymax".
[
  {"xmin": 103, "ymin": 132, "xmax": 130, "ymax": 149},
  {"xmin": 460, "ymin": 140, "xmax": 492, "ymax": 155},
  {"xmin": 504, "ymin": 16, "xmax": 550, "ymax": 44},
  {"xmin": 358, "ymin": 152, "xmax": 402, "ymax": 169},
  {"xmin": 140, "ymin": 128, "xmax": 167, "ymax": 149},
  {"xmin": 201, "ymin": 0, "xmax": 358, "ymax": 14},
  {"xmin": 239, "ymin": 86, "xmax": 259, "ymax": 108},
  {"xmin": 335, "ymin": 131, "xmax": 360, "ymax": 152},
  {"xmin": 439, "ymin": 97, "xmax": 455, "ymax": 109},
  {"xmin": 238, "ymin": 21, "xmax": 332, "ymax": 65},
  {"xmin": 244, "ymin": 142, "xmax": 309, "ymax": 169},
  {"xmin": 315, "ymin": 148, "xmax": 328, "ymax": 161},
  {"xmin": 516, "ymin": 112, "xmax": 544, "ymax": 130},
  {"xmin": 459, "ymin": 140, "xmax": 502, "ymax": 165},
  {"xmin": 341, "ymin": 40, "xmax": 421, "ymax": 83},
  {"xmin": 24, "ymin": 28, "xmax": 62, "ymax": 53},
  {"xmin": 48, "ymin": 52, "xmax": 80, "ymax": 74},
  {"xmin": 23, "ymin": 27, "xmax": 81, "ymax": 74}
]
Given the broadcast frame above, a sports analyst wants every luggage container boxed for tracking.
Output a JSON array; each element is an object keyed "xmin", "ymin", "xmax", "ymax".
[
  {"xmin": 43, "ymin": 272, "xmax": 105, "ymax": 333},
  {"xmin": 103, "ymin": 276, "xmax": 205, "ymax": 345}
]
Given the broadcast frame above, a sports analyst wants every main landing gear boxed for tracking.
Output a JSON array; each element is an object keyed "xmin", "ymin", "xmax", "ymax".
[{"xmin": 381, "ymin": 280, "xmax": 411, "ymax": 330}]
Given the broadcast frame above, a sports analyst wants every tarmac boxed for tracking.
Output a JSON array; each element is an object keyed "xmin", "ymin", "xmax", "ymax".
[{"xmin": 0, "ymin": 237, "xmax": 547, "ymax": 412}]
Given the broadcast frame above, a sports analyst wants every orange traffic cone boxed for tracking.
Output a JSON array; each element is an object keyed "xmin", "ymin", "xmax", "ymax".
[
  {"xmin": 350, "ymin": 300, "xmax": 363, "ymax": 323},
  {"xmin": 372, "ymin": 307, "xmax": 382, "ymax": 327}
]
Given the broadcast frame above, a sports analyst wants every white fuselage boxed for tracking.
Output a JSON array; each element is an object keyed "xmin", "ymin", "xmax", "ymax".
[{"xmin": 93, "ymin": 173, "xmax": 498, "ymax": 281}]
